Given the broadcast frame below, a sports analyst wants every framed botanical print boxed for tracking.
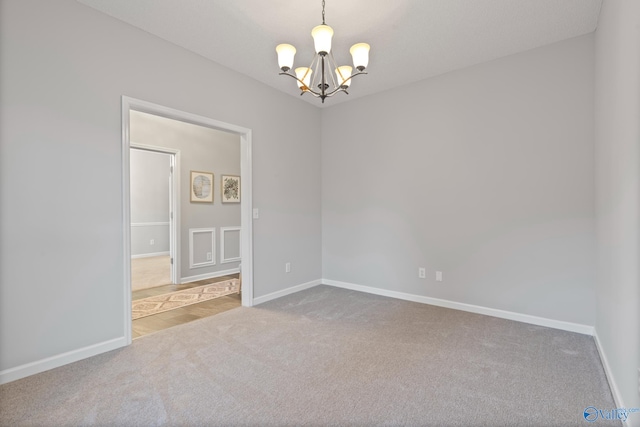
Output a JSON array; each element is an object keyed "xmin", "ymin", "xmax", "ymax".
[
  {"xmin": 190, "ymin": 171, "xmax": 214, "ymax": 203},
  {"xmin": 221, "ymin": 175, "xmax": 240, "ymax": 203}
]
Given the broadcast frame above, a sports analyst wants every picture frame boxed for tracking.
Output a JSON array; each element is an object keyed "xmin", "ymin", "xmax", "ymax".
[
  {"xmin": 221, "ymin": 175, "xmax": 241, "ymax": 203},
  {"xmin": 190, "ymin": 171, "xmax": 214, "ymax": 203}
]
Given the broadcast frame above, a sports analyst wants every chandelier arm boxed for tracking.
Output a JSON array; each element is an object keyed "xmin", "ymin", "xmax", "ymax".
[
  {"xmin": 318, "ymin": 70, "xmax": 368, "ymax": 98},
  {"xmin": 327, "ymin": 51, "xmax": 341, "ymax": 89},
  {"xmin": 320, "ymin": 54, "xmax": 327, "ymax": 101},
  {"xmin": 278, "ymin": 69, "xmax": 368, "ymax": 99},
  {"xmin": 309, "ymin": 54, "xmax": 322, "ymax": 95},
  {"xmin": 278, "ymin": 71, "xmax": 322, "ymax": 97},
  {"xmin": 338, "ymin": 70, "xmax": 367, "ymax": 86}
]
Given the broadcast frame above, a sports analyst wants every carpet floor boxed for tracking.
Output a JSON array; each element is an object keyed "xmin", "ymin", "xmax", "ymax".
[{"xmin": 0, "ymin": 285, "xmax": 619, "ymax": 426}]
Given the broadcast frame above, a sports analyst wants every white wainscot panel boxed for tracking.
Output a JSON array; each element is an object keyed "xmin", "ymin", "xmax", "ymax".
[
  {"xmin": 189, "ymin": 228, "xmax": 216, "ymax": 269},
  {"xmin": 220, "ymin": 226, "xmax": 241, "ymax": 264}
]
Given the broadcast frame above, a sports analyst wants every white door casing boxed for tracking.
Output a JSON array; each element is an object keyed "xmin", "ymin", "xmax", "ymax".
[{"xmin": 121, "ymin": 96, "xmax": 254, "ymax": 345}]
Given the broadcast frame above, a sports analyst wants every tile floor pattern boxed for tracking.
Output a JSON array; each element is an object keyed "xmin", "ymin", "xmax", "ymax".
[{"xmin": 131, "ymin": 274, "xmax": 241, "ymax": 339}]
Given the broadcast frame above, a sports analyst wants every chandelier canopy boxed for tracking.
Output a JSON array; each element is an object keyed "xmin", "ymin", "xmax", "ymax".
[{"xmin": 276, "ymin": 0, "xmax": 370, "ymax": 103}]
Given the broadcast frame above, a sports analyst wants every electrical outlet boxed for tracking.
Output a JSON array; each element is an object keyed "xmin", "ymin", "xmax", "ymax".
[
  {"xmin": 150, "ymin": 239, "xmax": 155, "ymax": 245},
  {"xmin": 253, "ymin": 208, "xmax": 260, "ymax": 219},
  {"xmin": 206, "ymin": 252, "xmax": 212, "ymax": 261},
  {"xmin": 418, "ymin": 268, "xmax": 426, "ymax": 279},
  {"xmin": 285, "ymin": 262, "xmax": 291, "ymax": 273},
  {"xmin": 436, "ymin": 271, "xmax": 443, "ymax": 281}
]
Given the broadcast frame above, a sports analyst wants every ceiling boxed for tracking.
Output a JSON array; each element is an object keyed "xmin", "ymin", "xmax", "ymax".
[{"xmin": 78, "ymin": 0, "xmax": 602, "ymax": 108}]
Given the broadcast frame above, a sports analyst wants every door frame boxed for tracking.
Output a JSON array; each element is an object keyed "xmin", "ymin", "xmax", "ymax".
[
  {"xmin": 130, "ymin": 144, "xmax": 180, "ymax": 286},
  {"xmin": 122, "ymin": 96, "xmax": 254, "ymax": 345}
]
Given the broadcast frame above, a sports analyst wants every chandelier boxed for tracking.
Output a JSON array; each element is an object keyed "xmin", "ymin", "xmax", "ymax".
[{"xmin": 275, "ymin": 0, "xmax": 370, "ymax": 103}]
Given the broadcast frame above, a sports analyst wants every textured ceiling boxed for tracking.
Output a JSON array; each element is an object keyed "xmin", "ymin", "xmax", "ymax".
[{"xmin": 78, "ymin": 0, "xmax": 602, "ymax": 108}]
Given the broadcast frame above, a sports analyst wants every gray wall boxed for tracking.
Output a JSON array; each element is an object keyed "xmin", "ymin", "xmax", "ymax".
[
  {"xmin": 322, "ymin": 35, "xmax": 596, "ymax": 326},
  {"xmin": 131, "ymin": 111, "xmax": 242, "ymax": 280},
  {"xmin": 130, "ymin": 149, "xmax": 171, "ymax": 257},
  {"xmin": 594, "ymin": 0, "xmax": 640, "ymax": 413},
  {"xmin": 0, "ymin": 0, "xmax": 321, "ymax": 372}
]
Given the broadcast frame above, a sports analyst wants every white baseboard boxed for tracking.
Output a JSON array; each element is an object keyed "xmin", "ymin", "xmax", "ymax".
[
  {"xmin": 181, "ymin": 267, "xmax": 240, "ymax": 284},
  {"xmin": 0, "ymin": 337, "xmax": 126, "ymax": 385},
  {"xmin": 131, "ymin": 251, "xmax": 170, "ymax": 259},
  {"xmin": 323, "ymin": 279, "xmax": 594, "ymax": 335},
  {"xmin": 253, "ymin": 279, "xmax": 322, "ymax": 305},
  {"xmin": 593, "ymin": 330, "xmax": 625, "ymax": 410}
]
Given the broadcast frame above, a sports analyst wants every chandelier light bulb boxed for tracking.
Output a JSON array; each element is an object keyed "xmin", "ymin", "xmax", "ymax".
[
  {"xmin": 295, "ymin": 67, "xmax": 312, "ymax": 90},
  {"xmin": 276, "ymin": 44, "xmax": 296, "ymax": 71},
  {"xmin": 350, "ymin": 43, "xmax": 370, "ymax": 71},
  {"xmin": 311, "ymin": 24, "xmax": 333, "ymax": 55},
  {"xmin": 335, "ymin": 66, "xmax": 352, "ymax": 88}
]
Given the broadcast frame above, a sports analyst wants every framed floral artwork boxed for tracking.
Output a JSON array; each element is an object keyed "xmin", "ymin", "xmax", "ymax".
[
  {"xmin": 221, "ymin": 175, "xmax": 240, "ymax": 203},
  {"xmin": 190, "ymin": 171, "xmax": 214, "ymax": 203}
]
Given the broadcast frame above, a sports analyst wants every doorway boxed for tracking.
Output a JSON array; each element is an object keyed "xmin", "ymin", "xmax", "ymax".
[
  {"xmin": 122, "ymin": 96, "xmax": 253, "ymax": 345},
  {"xmin": 130, "ymin": 147, "xmax": 177, "ymax": 290}
]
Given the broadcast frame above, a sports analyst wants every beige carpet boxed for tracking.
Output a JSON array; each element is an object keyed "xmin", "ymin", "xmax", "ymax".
[
  {"xmin": 132, "ymin": 279, "xmax": 240, "ymax": 320},
  {"xmin": 0, "ymin": 285, "xmax": 620, "ymax": 426}
]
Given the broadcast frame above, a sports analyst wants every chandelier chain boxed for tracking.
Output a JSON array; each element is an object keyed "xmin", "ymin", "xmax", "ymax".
[{"xmin": 322, "ymin": 0, "xmax": 326, "ymax": 24}]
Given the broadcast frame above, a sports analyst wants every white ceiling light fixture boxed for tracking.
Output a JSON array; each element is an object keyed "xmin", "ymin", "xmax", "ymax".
[{"xmin": 276, "ymin": 0, "xmax": 370, "ymax": 103}]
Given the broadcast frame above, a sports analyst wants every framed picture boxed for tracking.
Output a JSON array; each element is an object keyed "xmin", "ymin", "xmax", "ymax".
[
  {"xmin": 190, "ymin": 171, "xmax": 214, "ymax": 203},
  {"xmin": 221, "ymin": 175, "xmax": 241, "ymax": 203}
]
